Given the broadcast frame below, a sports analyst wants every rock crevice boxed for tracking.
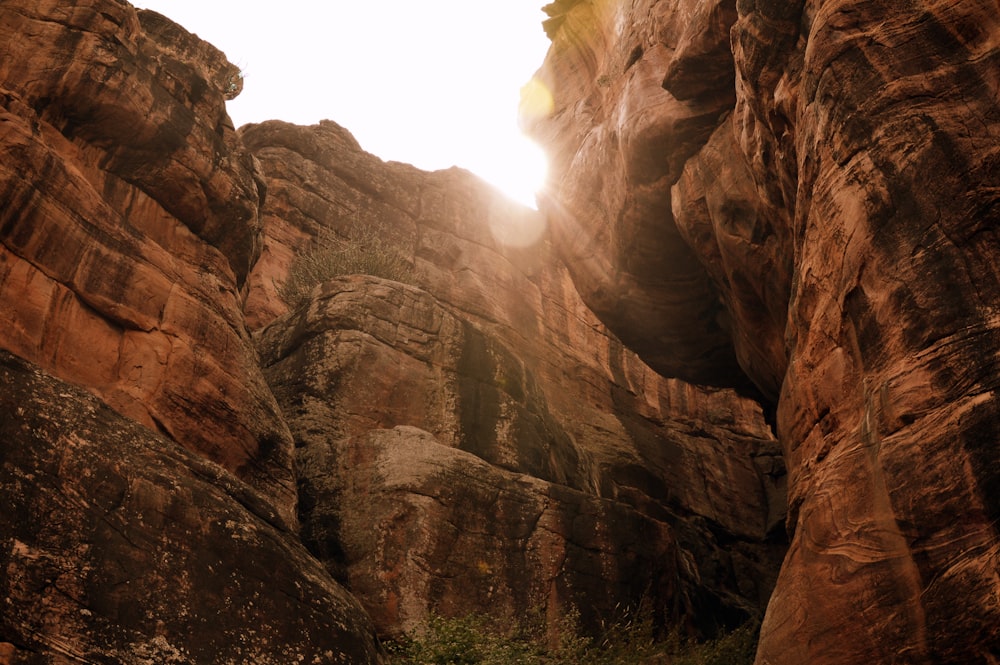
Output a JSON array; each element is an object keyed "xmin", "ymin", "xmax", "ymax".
[{"xmin": 530, "ymin": 0, "xmax": 1000, "ymax": 661}]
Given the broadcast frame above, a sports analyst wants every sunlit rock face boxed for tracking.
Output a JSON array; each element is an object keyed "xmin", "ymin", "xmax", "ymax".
[
  {"xmin": 529, "ymin": 0, "xmax": 767, "ymax": 393},
  {"xmin": 245, "ymin": 120, "xmax": 786, "ymax": 637},
  {"xmin": 0, "ymin": 0, "xmax": 296, "ymax": 521},
  {"xmin": 530, "ymin": 0, "xmax": 1000, "ymax": 661},
  {"xmin": 0, "ymin": 351, "xmax": 383, "ymax": 664},
  {"xmin": 0, "ymin": 2, "xmax": 388, "ymax": 660}
]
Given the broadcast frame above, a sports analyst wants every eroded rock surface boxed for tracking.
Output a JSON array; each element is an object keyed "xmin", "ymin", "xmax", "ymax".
[
  {"xmin": 530, "ymin": 0, "xmax": 1000, "ymax": 661},
  {"xmin": 258, "ymin": 273, "xmax": 784, "ymax": 638},
  {"xmin": 0, "ymin": 351, "xmax": 382, "ymax": 664},
  {"xmin": 296, "ymin": 423, "xmax": 689, "ymax": 637},
  {"xmin": 0, "ymin": 0, "xmax": 804, "ymax": 657},
  {"xmin": 0, "ymin": 1, "xmax": 388, "ymax": 660},
  {"xmin": 0, "ymin": 0, "xmax": 294, "ymax": 520},
  {"xmin": 247, "ymin": 120, "xmax": 786, "ymax": 637},
  {"xmin": 528, "ymin": 0, "xmax": 755, "ymax": 390}
]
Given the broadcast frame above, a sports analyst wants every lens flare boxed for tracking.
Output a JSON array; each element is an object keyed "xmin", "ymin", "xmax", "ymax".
[
  {"xmin": 518, "ymin": 76, "xmax": 555, "ymax": 128},
  {"xmin": 481, "ymin": 133, "xmax": 549, "ymax": 246}
]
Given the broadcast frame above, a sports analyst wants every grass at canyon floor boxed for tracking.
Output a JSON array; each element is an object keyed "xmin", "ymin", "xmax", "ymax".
[{"xmin": 384, "ymin": 609, "xmax": 757, "ymax": 665}]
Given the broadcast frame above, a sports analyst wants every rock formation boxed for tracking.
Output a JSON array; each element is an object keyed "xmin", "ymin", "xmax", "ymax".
[
  {"xmin": 1, "ymin": 0, "xmax": 786, "ymax": 661},
  {"xmin": 0, "ymin": 351, "xmax": 381, "ymax": 664},
  {"xmin": 244, "ymin": 120, "xmax": 786, "ymax": 636},
  {"xmin": 0, "ymin": 0, "xmax": 295, "ymax": 522},
  {"xmin": 9, "ymin": 0, "xmax": 993, "ymax": 660},
  {"xmin": 529, "ymin": 0, "xmax": 1000, "ymax": 662},
  {"xmin": 0, "ymin": 1, "xmax": 379, "ymax": 661}
]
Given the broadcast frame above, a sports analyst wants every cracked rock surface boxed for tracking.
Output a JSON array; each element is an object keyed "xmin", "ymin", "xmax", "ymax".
[
  {"xmin": 0, "ymin": 351, "xmax": 382, "ymax": 664},
  {"xmin": 530, "ymin": 0, "xmax": 1000, "ymax": 661}
]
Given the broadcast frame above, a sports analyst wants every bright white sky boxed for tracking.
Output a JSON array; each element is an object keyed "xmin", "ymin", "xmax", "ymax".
[{"xmin": 132, "ymin": 1, "xmax": 552, "ymax": 207}]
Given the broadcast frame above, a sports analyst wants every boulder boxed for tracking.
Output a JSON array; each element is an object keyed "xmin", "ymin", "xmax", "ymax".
[{"xmin": 0, "ymin": 351, "xmax": 383, "ymax": 664}]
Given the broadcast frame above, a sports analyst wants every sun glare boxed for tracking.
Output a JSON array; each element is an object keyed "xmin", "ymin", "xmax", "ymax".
[{"xmin": 476, "ymin": 134, "xmax": 549, "ymax": 209}]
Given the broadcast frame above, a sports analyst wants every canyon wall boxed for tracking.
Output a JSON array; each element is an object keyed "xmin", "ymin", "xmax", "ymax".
[
  {"xmin": 5, "ymin": 0, "xmax": 992, "ymax": 661},
  {"xmin": 529, "ymin": 0, "xmax": 1000, "ymax": 662},
  {"xmin": 0, "ymin": 1, "xmax": 381, "ymax": 661},
  {"xmin": 0, "ymin": 1, "xmax": 787, "ymax": 662},
  {"xmin": 242, "ymin": 118, "xmax": 786, "ymax": 636},
  {"xmin": 0, "ymin": 0, "xmax": 294, "ymax": 521},
  {"xmin": 0, "ymin": 350, "xmax": 381, "ymax": 664}
]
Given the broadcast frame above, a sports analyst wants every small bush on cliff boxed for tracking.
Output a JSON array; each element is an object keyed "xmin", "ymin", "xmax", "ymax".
[
  {"xmin": 279, "ymin": 223, "xmax": 414, "ymax": 308},
  {"xmin": 384, "ymin": 608, "xmax": 758, "ymax": 665}
]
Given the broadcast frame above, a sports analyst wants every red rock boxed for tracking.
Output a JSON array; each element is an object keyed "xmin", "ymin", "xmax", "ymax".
[
  {"xmin": 0, "ymin": 0, "xmax": 295, "ymax": 521},
  {"xmin": 246, "ymin": 119, "xmax": 786, "ymax": 637},
  {"xmin": 257, "ymin": 274, "xmax": 785, "ymax": 637},
  {"xmin": 0, "ymin": 351, "xmax": 382, "ymax": 664},
  {"xmin": 527, "ymin": 0, "xmax": 751, "ymax": 389},
  {"xmin": 744, "ymin": 1, "xmax": 1000, "ymax": 661},
  {"xmin": 0, "ymin": 0, "xmax": 803, "ymax": 655},
  {"xmin": 302, "ymin": 423, "xmax": 688, "ymax": 637},
  {"xmin": 532, "ymin": 0, "xmax": 1000, "ymax": 661}
]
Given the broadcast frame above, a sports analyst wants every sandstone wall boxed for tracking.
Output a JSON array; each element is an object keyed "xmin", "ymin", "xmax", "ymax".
[
  {"xmin": 0, "ymin": 2, "xmax": 380, "ymax": 661},
  {"xmin": 529, "ymin": 0, "xmax": 1000, "ymax": 661},
  {"xmin": 0, "ymin": 351, "xmax": 382, "ymax": 663},
  {"xmin": 0, "ymin": 0, "xmax": 296, "ymax": 521},
  {"xmin": 0, "ymin": 0, "xmax": 791, "ymax": 659},
  {"xmin": 244, "ymin": 120, "xmax": 787, "ymax": 636}
]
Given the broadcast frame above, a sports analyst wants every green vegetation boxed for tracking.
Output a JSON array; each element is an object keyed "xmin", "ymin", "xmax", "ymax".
[
  {"xmin": 224, "ymin": 69, "xmax": 244, "ymax": 99},
  {"xmin": 384, "ymin": 608, "xmax": 758, "ymax": 665},
  {"xmin": 279, "ymin": 223, "xmax": 414, "ymax": 308}
]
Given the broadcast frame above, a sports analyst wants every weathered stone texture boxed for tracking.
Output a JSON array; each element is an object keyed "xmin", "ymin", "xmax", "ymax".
[
  {"xmin": 0, "ymin": 0, "xmax": 295, "ymax": 520},
  {"xmin": 745, "ymin": 2, "xmax": 1000, "ymax": 662},
  {"xmin": 247, "ymin": 119, "xmax": 786, "ymax": 638},
  {"xmin": 530, "ymin": 0, "xmax": 754, "ymax": 390},
  {"xmin": 297, "ymin": 423, "xmax": 688, "ymax": 637},
  {"xmin": 531, "ymin": 0, "xmax": 1000, "ymax": 662},
  {"xmin": 0, "ymin": 0, "xmax": 809, "ymax": 657},
  {"xmin": 0, "ymin": 351, "xmax": 383, "ymax": 664},
  {"xmin": 257, "ymin": 274, "xmax": 784, "ymax": 638},
  {"xmin": 0, "ymin": 1, "xmax": 392, "ymax": 659}
]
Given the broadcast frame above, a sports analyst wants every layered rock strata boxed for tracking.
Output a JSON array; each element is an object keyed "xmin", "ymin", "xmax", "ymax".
[
  {"xmin": 0, "ymin": 0, "xmax": 796, "ymax": 659},
  {"xmin": 0, "ymin": 1, "xmax": 295, "ymax": 521},
  {"xmin": 530, "ymin": 0, "xmax": 1000, "ymax": 662},
  {"xmin": 245, "ymin": 120, "xmax": 787, "ymax": 636},
  {"xmin": 0, "ymin": 351, "xmax": 382, "ymax": 664},
  {"xmin": 0, "ymin": 1, "xmax": 376, "ymax": 661}
]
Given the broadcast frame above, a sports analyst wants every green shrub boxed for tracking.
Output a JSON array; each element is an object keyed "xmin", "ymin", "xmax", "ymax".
[
  {"xmin": 667, "ymin": 621, "xmax": 759, "ymax": 665},
  {"xmin": 384, "ymin": 608, "xmax": 758, "ymax": 665},
  {"xmin": 278, "ymin": 223, "xmax": 414, "ymax": 308},
  {"xmin": 386, "ymin": 613, "xmax": 542, "ymax": 665}
]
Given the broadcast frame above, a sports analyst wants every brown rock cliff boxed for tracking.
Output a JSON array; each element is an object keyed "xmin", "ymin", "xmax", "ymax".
[
  {"xmin": 0, "ymin": 351, "xmax": 381, "ymax": 663},
  {"xmin": 529, "ymin": 0, "xmax": 1000, "ymax": 662},
  {"xmin": 0, "ymin": 2, "xmax": 379, "ymax": 661},
  {"xmin": 244, "ymin": 120, "xmax": 786, "ymax": 636},
  {"xmin": 13, "ymin": 0, "xmax": 991, "ymax": 660},
  {"xmin": 1, "ymin": 0, "xmax": 788, "ymax": 661},
  {"xmin": 0, "ymin": 1, "xmax": 295, "ymax": 522}
]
